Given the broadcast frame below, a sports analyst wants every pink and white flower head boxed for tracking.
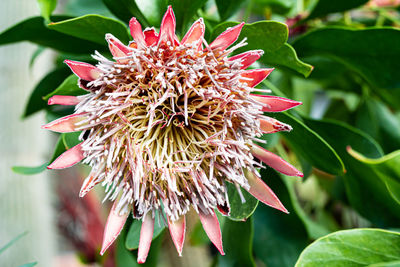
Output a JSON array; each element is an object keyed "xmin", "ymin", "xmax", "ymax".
[{"xmin": 43, "ymin": 6, "xmax": 303, "ymax": 263}]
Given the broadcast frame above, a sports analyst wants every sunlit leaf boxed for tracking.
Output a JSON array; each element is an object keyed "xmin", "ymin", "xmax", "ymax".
[
  {"xmin": 296, "ymin": 229, "xmax": 400, "ymax": 267},
  {"xmin": 36, "ymin": 0, "xmax": 57, "ymax": 22}
]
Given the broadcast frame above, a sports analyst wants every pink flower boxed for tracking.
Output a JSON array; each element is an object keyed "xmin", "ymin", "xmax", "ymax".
[{"xmin": 43, "ymin": 6, "xmax": 302, "ymax": 263}]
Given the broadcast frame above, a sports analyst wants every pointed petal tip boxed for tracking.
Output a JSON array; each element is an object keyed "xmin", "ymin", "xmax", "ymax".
[
  {"xmin": 251, "ymin": 144, "xmax": 302, "ymax": 177},
  {"xmin": 47, "ymin": 143, "xmax": 84, "ymax": 169},
  {"xmin": 199, "ymin": 211, "xmax": 224, "ymax": 256},
  {"xmin": 137, "ymin": 214, "xmax": 155, "ymax": 265},
  {"xmin": 64, "ymin": 60, "xmax": 101, "ymax": 81},
  {"xmin": 168, "ymin": 216, "xmax": 186, "ymax": 256},
  {"xmin": 100, "ymin": 204, "xmax": 129, "ymax": 256}
]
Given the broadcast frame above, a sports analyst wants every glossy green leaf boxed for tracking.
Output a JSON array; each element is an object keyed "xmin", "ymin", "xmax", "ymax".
[
  {"xmin": 293, "ymin": 27, "xmax": 400, "ymax": 89},
  {"xmin": 167, "ymin": 0, "xmax": 208, "ymax": 33},
  {"xmin": 253, "ymin": 168, "xmax": 309, "ymax": 267},
  {"xmin": 211, "ymin": 21, "xmax": 312, "ymax": 77},
  {"xmin": 226, "ymin": 183, "xmax": 258, "ymax": 221},
  {"xmin": 306, "ymin": 0, "xmax": 369, "ymax": 20},
  {"xmin": 216, "ymin": 0, "xmax": 246, "ymax": 21},
  {"xmin": 348, "ymin": 148, "xmax": 400, "ymax": 205},
  {"xmin": 48, "ymin": 15, "xmax": 131, "ymax": 45},
  {"xmin": 295, "ymin": 229, "xmax": 400, "ymax": 267},
  {"xmin": 272, "ymin": 112, "xmax": 345, "ymax": 175},
  {"xmin": 0, "ymin": 232, "xmax": 27, "ymax": 255},
  {"xmin": 0, "ymin": 16, "xmax": 105, "ymax": 54},
  {"xmin": 219, "ymin": 217, "xmax": 255, "ymax": 267},
  {"xmin": 356, "ymin": 99, "xmax": 400, "ymax": 153},
  {"xmin": 125, "ymin": 218, "xmax": 165, "ymax": 250},
  {"xmin": 304, "ymin": 119, "xmax": 400, "ymax": 227},
  {"xmin": 23, "ymin": 68, "xmax": 71, "ymax": 118},
  {"xmin": 44, "ymin": 74, "xmax": 86, "ymax": 100},
  {"xmin": 12, "ymin": 163, "xmax": 49, "ymax": 176},
  {"xmin": 102, "ymin": 0, "xmax": 150, "ymax": 26},
  {"xmin": 36, "ymin": 0, "xmax": 57, "ymax": 22}
]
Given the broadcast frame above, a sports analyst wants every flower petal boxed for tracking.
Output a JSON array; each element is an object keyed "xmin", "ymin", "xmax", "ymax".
[
  {"xmin": 168, "ymin": 216, "xmax": 186, "ymax": 256},
  {"xmin": 106, "ymin": 34, "xmax": 130, "ymax": 59},
  {"xmin": 259, "ymin": 117, "xmax": 292, "ymax": 134},
  {"xmin": 143, "ymin": 28, "xmax": 159, "ymax": 46},
  {"xmin": 64, "ymin": 60, "xmax": 101, "ymax": 81},
  {"xmin": 47, "ymin": 143, "xmax": 85, "ymax": 169},
  {"xmin": 251, "ymin": 94, "xmax": 302, "ymax": 112},
  {"xmin": 228, "ymin": 50, "xmax": 263, "ymax": 69},
  {"xmin": 100, "ymin": 202, "xmax": 129, "ymax": 255},
  {"xmin": 251, "ymin": 144, "xmax": 303, "ymax": 177},
  {"xmin": 137, "ymin": 213, "xmax": 155, "ymax": 264},
  {"xmin": 245, "ymin": 169, "xmax": 288, "ymax": 213},
  {"xmin": 80, "ymin": 174, "xmax": 101, "ymax": 197},
  {"xmin": 129, "ymin": 17, "xmax": 147, "ymax": 48},
  {"xmin": 199, "ymin": 210, "xmax": 224, "ymax": 255},
  {"xmin": 159, "ymin": 6, "xmax": 177, "ymax": 44},
  {"xmin": 48, "ymin": 95, "xmax": 80, "ymax": 106},
  {"xmin": 210, "ymin": 22, "xmax": 244, "ymax": 51},
  {"xmin": 240, "ymin": 68, "xmax": 274, "ymax": 87},
  {"xmin": 41, "ymin": 113, "xmax": 86, "ymax": 133},
  {"xmin": 181, "ymin": 18, "xmax": 205, "ymax": 48}
]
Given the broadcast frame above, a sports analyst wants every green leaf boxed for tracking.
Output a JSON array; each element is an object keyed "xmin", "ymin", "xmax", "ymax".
[
  {"xmin": 348, "ymin": 148, "xmax": 400, "ymax": 205},
  {"xmin": 295, "ymin": 229, "xmax": 400, "ymax": 267},
  {"xmin": 102, "ymin": 0, "xmax": 150, "ymax": 26},
  {"xmin": 211, "ymin": 21, "xmax": 312, "ymax": 77},
  {"xmin": 272, "ymin": 112, "xmax": 345, "ymax": 175},
  {"xmin": 253, "ymin": 168, "xmax": 309, "ymax": 267},
  {"xmin": 167, "ymin": 0, "xmax": 208, "ymax": 33},
  {"xmin": 63, "ymin": 132, "xmax": 82, "ymax": 149},
  {"xmin": 226, "ymin": 183, "xmax": 258, "ymax": 221},
  {"xmin": 36, "ymin": 0, "xmax": 57, "ymax": 22},
  {"xmin": 116, "ymin": 231, "xmax": 139, "ymax": 267},
  {"xmin": 0, "ymin": 16, "xmax": 106, "ymax": 54},
  {"xmin": 0, "ymin": 232, "xmax": 27, "ymax": 254},
  {"xmin": 18, "ymin": 263, "xmax": 37, "ymax": 267},
  {"xmin": 125, "ymin": 218, "xmax": 165, "ymax": 250},
  {"xmin": 306, "ymin": 0, "xmax": 369, "ymax": 20},
  {"xmin": 23, "ymin": 68, "xmax": 71, "ymax": 118},
  {"xmin": 44, "ymin": 74, "xmax": 86, "ymax": 100},
  {"xmin": 219, "ymin": 217, "xmax": 255, "ymax": 267},
  {"xmin": 48, "ymin": 14, "xmax": 131, "ymax": 45},
  {"xmin": 293, "ymin": 27, "xmax": 400, "ymax": 89},
  {"xmin": 356, "ymin": 99, "xmax": 400, "ymax": 153},
  {"xmin": 12, "ymin": 133, "xmax": 67, "ymax": 175},
  {"xmin": 216, "ymin": 0, "xmax": 246, "ymax": 21},
  {"xmin": 12, "ymin": 163, "xmax": 49, "ymax": 175},
  {"xmin": 304, "ymin": 118, "xmax": 400, "ymax": 227}
]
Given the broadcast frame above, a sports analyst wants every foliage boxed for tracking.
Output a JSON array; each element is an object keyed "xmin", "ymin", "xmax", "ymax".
[{"xmin": 3, "ymin": 0, "xmax": 400, "ymax": 266}]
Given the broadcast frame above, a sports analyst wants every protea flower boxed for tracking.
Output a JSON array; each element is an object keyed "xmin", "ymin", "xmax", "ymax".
[{"xmin": 43, "ymin": 6, "xmax": 303, "ymax": 263}]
